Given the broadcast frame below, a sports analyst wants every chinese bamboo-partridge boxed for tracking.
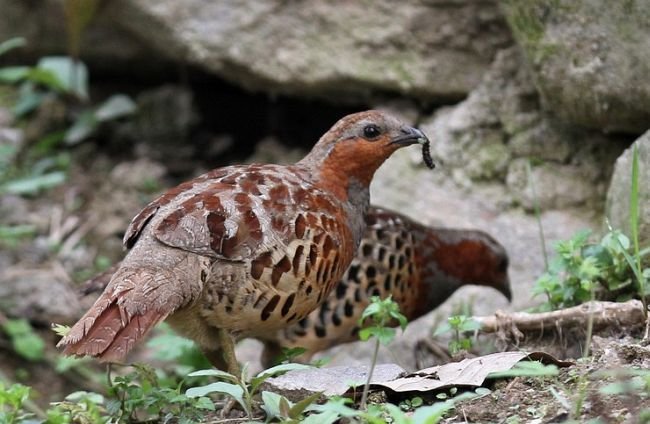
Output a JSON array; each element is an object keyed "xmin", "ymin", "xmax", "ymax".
[
  {"xmin": 57, "ymin": 110, "xmax": 430, "ymax": 374},
  {"xmin": 262, "ymin": 206, "xmax": 510, "ymax": 364}
]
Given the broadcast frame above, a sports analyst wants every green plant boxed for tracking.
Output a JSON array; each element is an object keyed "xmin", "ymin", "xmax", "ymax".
[
  {"xmin": 358, "ymin": 296, "xmax": 408, "ymax": 409},
  {"xmin": 399, "ymin": 396, "xmax": 424, "ymax": 412},
  {"xmin": 260, "ymin": 390, "xmax": 322, "ymax": 423},
  {"xmin": 434, "ymin": 314, "xmax": 481, "ymax": 355},
  {"xmin": 0, "ymin": 37, "xmax": 137, "ymax": 200},
  {"xmin": 0, "ymin": 383, "xmax": 32, "ymax": 423},
  {"xmin": 47, "ymin": 391, "xmax": 107, "ymax": 424},
  {"xmin": 533, "ymin": 228, "xmax": 649, "ymax": 311},
  {"xmin": 107, "ymin": 363, "xmax": 214, "ymax": 423},
  {"xmin": 1, "ymin": 318, "xmax": 45, "ymax": 362},
  {"xmin": 186, "ymin": 362, "xmax": 311, "ymax": 420},
  {"xmin": 621, "ymin": 145, "xmax": 648, "ymax": 321}
]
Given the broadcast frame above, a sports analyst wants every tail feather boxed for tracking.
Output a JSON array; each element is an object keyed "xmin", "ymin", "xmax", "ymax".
[
  {"xmin": 98, "ymin": 308, "xmax": 168, "ymax": 362},
  {"xmin": 59, "ymin": 294, "xmax": 169, "ymax": 362},
  {"xmin": 57, "ymin": 266, "xmax": 183, "ymax": 363}
]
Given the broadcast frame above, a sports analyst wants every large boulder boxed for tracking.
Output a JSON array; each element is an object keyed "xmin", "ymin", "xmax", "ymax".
[
  {"xmin": 500, "ymin": 0, "xmax": 650, "ymax": 133},
  {"xmin": 0, "ymin": 0, "xmax": 512, "ymax": 102},
  {"xmin": 107, "ymin": 0, "xmax": 512, "ymax": 101},
  {"xmin": 420, "ymin": 47, "xmax": 627, "ymax": 211},
  {"xmin": 606, "ymin": 131, "xmax": 650, "ymax": 246}
]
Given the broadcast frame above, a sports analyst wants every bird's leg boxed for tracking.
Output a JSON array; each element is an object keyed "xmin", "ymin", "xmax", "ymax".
[{"xmin": 216, "ymin": 328, "xmax": 241, "ymax": 377}]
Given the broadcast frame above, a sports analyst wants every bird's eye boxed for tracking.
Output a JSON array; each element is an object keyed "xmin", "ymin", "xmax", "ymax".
[{"xmin": 362, "ymin": 124, "xmax": 381, "ymax": 140}]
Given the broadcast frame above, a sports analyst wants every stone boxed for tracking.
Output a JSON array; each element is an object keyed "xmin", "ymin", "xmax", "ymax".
[
  {"xmin": 12, "ymin": 0, "xmax": 511, "ymax": 102},
  {"xmin": 500, "ymin": 0, "xmax": 650, "ymax": 133},
  {"xmin": 420, "ymin": 47, "xmax": 627, "ymax": 211},
  {"xmin": 606, "ymin": 131, "xmax": 650, "ymax": 246},
  {"xmin": 0, "ymin": 267, "xmax": 83, "ymax": 325}
]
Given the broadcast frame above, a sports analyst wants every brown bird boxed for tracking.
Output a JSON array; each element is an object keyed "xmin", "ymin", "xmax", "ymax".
[
  {"xmin": 57, "ymin": 110, "xmax": 430, "ymax": 374},
  {"xmin": 261, "ymin": 206, "xmax": 511, "ymax": 364}
]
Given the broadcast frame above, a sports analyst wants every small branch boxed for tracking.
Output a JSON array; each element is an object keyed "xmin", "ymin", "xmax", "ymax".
[{"xmin": 475, "ymin": 300, "xmax": 645, "ymax": 335}]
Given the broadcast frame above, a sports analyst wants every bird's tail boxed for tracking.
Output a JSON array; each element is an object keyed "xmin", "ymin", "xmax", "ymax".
[{"xmin": 57, "ymin": 266, "xmax": 179, "ymax": 363}]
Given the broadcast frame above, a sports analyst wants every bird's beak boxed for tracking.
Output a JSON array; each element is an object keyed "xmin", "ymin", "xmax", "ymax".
[
  {"xmin": 390, "ymin": 126, "xmax": 429, "ymax": 146},
  {"xmin": 498, "ymin": 277, "xmax": 513, "ymax": 302}
]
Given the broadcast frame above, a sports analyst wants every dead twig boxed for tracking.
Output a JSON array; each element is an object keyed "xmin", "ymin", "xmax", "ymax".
[{"xmin": 475, "ymin": 300, "xmax": 645, "ymax": 335}]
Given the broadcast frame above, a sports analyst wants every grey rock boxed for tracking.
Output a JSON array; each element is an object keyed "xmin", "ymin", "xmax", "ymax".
[
  {"xmin": 0, "ymin": 267, "xmax": 83, "ymax": 325},
  {"xmin": 606, "ymin": 131, "xmax": 650, "ymax": 246},
  {"xmin": 421, "ymin": 47, "xmax": 627, "ymax": 211},
  {"xmin": 500, "ymin": 0, "xmax": 650, "ymax": 133},
  {"xmin": 103, "ymin": 0, "xmax": 511, "ymax": 101},
  {"xmin": 506, "ymin": 158, "xmax": 603, "ymax": 211}
]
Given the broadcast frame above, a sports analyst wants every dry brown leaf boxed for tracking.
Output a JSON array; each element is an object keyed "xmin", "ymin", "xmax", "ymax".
[{"xmin": 374, "ymin": 351, "xmax": 572, "ymax": 393}]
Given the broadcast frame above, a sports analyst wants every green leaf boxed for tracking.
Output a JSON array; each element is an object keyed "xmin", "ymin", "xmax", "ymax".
[
  {"xmin": 360, "ymin": 301, "xmax": 382, "ymax": 323},
  {"xmin": 0, "ymin": 225, "xmax": 36, "ymax": 241},
  {"xmin": 433, "ymin": 322, "xmax": 452, "ymax": 336},
  {"xmin": 359, "ymin": 327, "xmax": 373, "ymax": 341},
  {"xmin": 64, "ymin": 110, "xmax": 97, "ymax": 145},
  {"xmin": 1, "ymin": 171, "xmax": 66, "ymax": 195},
  {"xmin": 187, "ymin": 369, "xmax": 238, "ymax": 383},
  {"xmin": 65, "ymin": 391, "xmax": 104, "ymax": 404},
  {"xmin": 51, "ymin": 323, "xmax": 71, "ymax": 337},
  {"xmin": 360, "ymin": 326, "xmax": 396, "ymax": 345},
  {"xmin": 411, "ymin": 401, "xmax": 455, "ymax": 424},
  {"xmin": 487, "ymin": 361, "xmax": 559, "ymax": 379},
  {"xmin": 307, "ymin": 397, "xmax": 359, "ymax": 418},
  {"xmin": 193, "ymin": 396, "xmax": 216, "ymax": 410},
  {"xmin": 254, "ymin": 363, "xmax": 312, "ymax": 380},
  {"xmin": 260, "ymin": 391, "xmax": 287, "ymax": 419},
  {"xmin": 411, "ymin": 396, "xmax": 424, "ymax": 407},
  {"xmin": 2, "ymin": 319, "xmax": 45, "ymax": 361},
  {"xmin": 25, "ymin": 68, "xmax": 66, "ymax": 91},
  {"xmin": 389, "ymin": 309, "xmax": 409, "ymax": 330},
  {"xmin": 288, "ymin": 392, "xmax": 322, "ymax": 419},
  {"xmin": 300, "ymin": 410, "xmax": 340, "ymax": 424},
  {"xmin": 12, "ymin": 85, "xmax": 47, "ymax": 117},
  {"xmin": 185, "ymin": 381, "xmax": 244, "ymax": 402},
  {"xmin": 0, "ymin": 66, "xmax": 31, "ymax": 83},
  {"xmin": 0, "ymin": 37, "xmax": 27, "ymax": 56},
  {"xmin": 382, "ymin": 403, "xmax": 410, "ymax": 424},
  {"xmin": 36, "ymin": 56, "xmax": 88, "ymax": 98},
  {"xmin": 458, "ymin": 317, "xmax": 481, "ymax": 333},
  {"xmin": 95, "ymin": 94, "xmax": 136, "ymax": 121}
]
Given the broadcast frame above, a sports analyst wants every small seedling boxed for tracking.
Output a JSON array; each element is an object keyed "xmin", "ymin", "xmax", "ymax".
[
  {"xmin": 358, "ymin": 296, "xmax": 408, "ymax": 409},
  {"xmin": 434, "ymin": 315, "xmax": 481, "ymax": 355}
]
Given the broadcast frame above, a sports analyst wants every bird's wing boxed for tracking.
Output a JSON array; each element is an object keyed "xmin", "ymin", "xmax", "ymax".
[{"xmin": 124, "ymin": 164, "xmax": 347, "ymax": 264}]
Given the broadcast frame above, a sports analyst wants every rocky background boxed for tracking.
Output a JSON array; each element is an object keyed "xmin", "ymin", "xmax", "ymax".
[{"xmin": 0, "ymin": 0, "xmax": 648, "ymax": 373}]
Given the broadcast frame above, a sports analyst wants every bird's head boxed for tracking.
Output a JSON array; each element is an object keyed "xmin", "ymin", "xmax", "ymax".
[
  {"xmin": 299, "ymin": 110, "xmax": 430, "ymax": 199},
  {"xmin": 422, "ymin": 230, "xmax": 512, "ymax": 303}
]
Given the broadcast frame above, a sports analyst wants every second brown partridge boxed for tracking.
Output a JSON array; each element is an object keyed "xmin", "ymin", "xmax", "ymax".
[
  {"xmin": 57, "ymin": 110, "xmax": 430, "ymax": 374},
  {"xmin": 262, "ymin": 206, "xmax": 511, "ymax": 364}
]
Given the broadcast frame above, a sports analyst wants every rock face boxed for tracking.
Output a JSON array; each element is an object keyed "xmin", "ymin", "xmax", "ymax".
[
  {"xmin": 109, "ymin": 0, "xmax": 512, "ymax": 101},
  {"xmin": 0, "ymin": 0, "xmax": 512, "ymax": 102},
  {"xmin": 500, "ymin": 0, "xmax": 650, "ymax": 133},
  {"xmin": 606, "ymin": 131, "xmax": 650, "ymax": 246},
  {"xmin": 421, "ymin": 47, "xmax": 628, "ymax": 212}
]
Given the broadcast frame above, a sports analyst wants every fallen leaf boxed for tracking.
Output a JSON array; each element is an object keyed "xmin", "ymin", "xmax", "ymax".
[{"xmin": 375, "ymin": 351, "xmax": 572, "ymax": 393}]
